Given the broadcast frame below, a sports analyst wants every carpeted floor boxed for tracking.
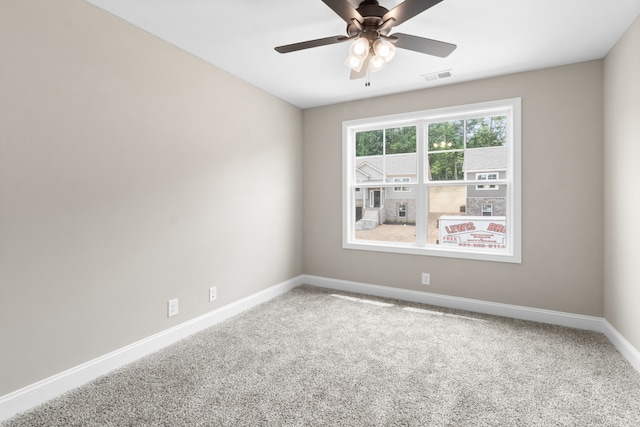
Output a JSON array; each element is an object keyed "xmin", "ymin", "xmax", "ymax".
[{"xmin": 3, "ymin": 285, "xmax": 640, "ymax": 426}]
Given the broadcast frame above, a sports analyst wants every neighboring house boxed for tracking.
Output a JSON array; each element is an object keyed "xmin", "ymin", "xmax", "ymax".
[
  {"xmin": 354, "ymin": 146, "xmax": 506, "ymax": 226},
  {"xmin": 355, "ymin": 153, "xmax": 416, "ymax": 227},
  {"xmin": 464, "ymin": 146, "xmax": 507, "ymax": 217}
]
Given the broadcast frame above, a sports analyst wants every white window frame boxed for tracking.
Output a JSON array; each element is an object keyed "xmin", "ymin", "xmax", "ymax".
[{"xmin": 342, "ymin": 98, "xmax": 521, "ymax": 263}]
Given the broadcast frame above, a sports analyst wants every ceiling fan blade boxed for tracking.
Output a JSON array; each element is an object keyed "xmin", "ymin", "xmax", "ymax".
[
  {"xmin": 322, "ymin": 0, "xmax": 363, "ymax": 24},
  {"xmin": 392, "ymin": 32, "xmax": 456, "ymax": 58},
  {"xmin": 275, "ymin": 35, "xmax": 348, "ymax": 54},
  {"xmin": 383, "ymin": 0, "xmax": 443, "ymax": 27}
]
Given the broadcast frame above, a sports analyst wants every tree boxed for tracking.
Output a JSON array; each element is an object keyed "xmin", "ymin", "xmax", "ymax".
[
  {"xmin": 466, "ymin": 115, "xmax": 506, "ymax": 148},
  {"xmin": 428, "ymin": 120, "xmax": 464, "ymax": 180},
  {"xmin": 426, "ymin": 116, "xmax": 506, "ymax": 180},
  {"xmin": 385, "ymin": 126, "xmax": 416, "ymax": 154},
  {"xmin": 356, "ymin": 126, "xmax": 417, "ymax": 156},
  {"xmin": 355, "ymin": 130, "xmax": 383, "ymax": 156},
  {"xmin": 428, "ymin": 120, "xmax": 464, "ymax": 150}
]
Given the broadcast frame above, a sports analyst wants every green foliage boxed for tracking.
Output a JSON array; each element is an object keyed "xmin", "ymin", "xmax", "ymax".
[
  {"xmin": 466, "ymin": 115, "xmax": 507, "ymax": 148},
  {"xmin": 355, "ymin": 130, "xmax": 383, "ymax": 156},
  {"xmin": 428, "ymin": 120, "xmax": 464, "ymax": 151},
  {"xmin": 428, "ymin": 120, "xmax": 464, "ymax": 180},
  {"xmin": 356, "ymin": 126, "xmax": 416, "ymax": 156},
  {"xmin": 428, "ymin": 152, "xmax": 464, "ymax": 180},
  {"xmin": 385, "ymin": 126, "xmax": 416, "ymax": 154},
  {"xmin": 426, "ymin": 116, "xmax": 506, "ymax": 180}
]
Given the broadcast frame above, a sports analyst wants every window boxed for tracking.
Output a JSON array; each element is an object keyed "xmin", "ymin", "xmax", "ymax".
[
  {"xmin": 393, "ymin": 177, "xmax": 411, "ymax": 192},
  {"xmin": 343, "ymin": 98, "xmax": 521, "ymax": 263},
  {"xmin": 477, "ymin": 173, "xmax": 499, "ymax": 190}
]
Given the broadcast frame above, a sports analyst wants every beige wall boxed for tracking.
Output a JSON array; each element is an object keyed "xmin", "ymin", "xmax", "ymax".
[
  {"xmin": 4, "ymin": 0, "xmax": 636, "ymax": 403},
  {"xmin": 604, "ymin": 17, "xmax": 640, "ymax": 351},
  {"xmin": 303, "ymin": 61, "xmax": 604, "ymax": 316},
  {"xmin": 0, "ymin": 0, "xmax": 303, "ymax": 395}
]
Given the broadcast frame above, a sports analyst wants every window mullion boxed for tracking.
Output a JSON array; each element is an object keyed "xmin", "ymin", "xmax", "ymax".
[{"xmin": 415, "ymin": 121, "xmax": 427, "ymax": 246}]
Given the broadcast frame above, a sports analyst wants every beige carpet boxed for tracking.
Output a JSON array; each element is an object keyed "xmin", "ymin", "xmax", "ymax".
[{"xmin": 3, "ymin": 285, "xmax": 640, "ymax": 426}]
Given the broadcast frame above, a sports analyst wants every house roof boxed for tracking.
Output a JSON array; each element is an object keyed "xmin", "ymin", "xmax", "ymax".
[
  {"xmin": 356, "ymin": 147, "xmax": 506, "ymax": 179},
  {"xmin": 356, "ymin": 153, "xmax": 417, "ymax": 179}
]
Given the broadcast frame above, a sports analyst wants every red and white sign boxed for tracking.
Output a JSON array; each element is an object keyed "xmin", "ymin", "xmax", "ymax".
[{"xmin": 439, "ymin": 216, "xmax": 507, "ymax": 249}]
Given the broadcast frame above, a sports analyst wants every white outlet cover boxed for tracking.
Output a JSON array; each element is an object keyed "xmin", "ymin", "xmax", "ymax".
[
  {"xmin": 168, "ymin": 299, "xmax": 179, "ymax": 317},
  {"xmin": 209, "ymin": 286, "xmax": 217, "ymax": 302},
  {"xmin": 421, "ymin": 273, "xmax": 431, "ymax": 285}
]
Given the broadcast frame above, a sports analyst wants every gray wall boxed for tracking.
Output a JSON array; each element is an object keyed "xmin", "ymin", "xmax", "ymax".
[
  {"xmin": 303, "ymin": 61, "xmax": 604, "ymax": 316},
  {"xmin": 0, "ymin": 0, "xmax": 303, "ymax": 395},
  {"xmin": 604, "ymin": 16, "xmax": 640, "ymax": 352}
]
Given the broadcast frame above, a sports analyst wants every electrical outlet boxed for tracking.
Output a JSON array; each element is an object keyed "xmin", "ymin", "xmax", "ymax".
[
  {"xmin": 209, "ymin": 286, "xmax": 217, "ymax": 302},
  {"xmin": 168, "ymin": 298, "xmax": 179, "ymax": 317},
  {"xmin": 421, "ymin": 273, "xmax": 431, "ymax": 285}
]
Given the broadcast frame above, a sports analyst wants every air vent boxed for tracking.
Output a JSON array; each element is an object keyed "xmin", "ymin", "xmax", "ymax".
[{"xmin": 422, "ymin": 69, "xmax": 453, "ymax": 82}]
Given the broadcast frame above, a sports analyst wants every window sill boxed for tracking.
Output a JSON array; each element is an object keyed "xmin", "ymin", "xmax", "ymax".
[{"xmin": 343, "ymin": 240, "xmax": 521, "ymax": 264}]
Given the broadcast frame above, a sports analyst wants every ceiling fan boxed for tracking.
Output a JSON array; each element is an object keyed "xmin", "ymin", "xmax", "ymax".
[{"xmin": 274, "ymin": 0, "xmax": 456, "ymax": 82}]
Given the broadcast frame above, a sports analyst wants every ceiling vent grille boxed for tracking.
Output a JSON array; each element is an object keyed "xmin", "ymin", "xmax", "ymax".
[{"xmin": 422, "ymin": 69, "xmax": 453, "ymax": 82}]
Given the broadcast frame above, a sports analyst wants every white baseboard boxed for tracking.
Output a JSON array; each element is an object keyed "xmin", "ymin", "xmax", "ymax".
[
  {"xmin": 3, "ymin": 274, "xmax": 639, "ymax": 422},
  {"xmin": 601, "ymin": 319, "xmax": 640, "ymax": 373},
  {"xmin": 302, "ymin": 275, "xmax": 605, "ymax": 330},
  {"xmin": 0, "ymin": 276, "xmax": 303, "ymax": 423},
  {"xmin": 302, "ymin": 274, "xmax": 640, "ymax": 372}
]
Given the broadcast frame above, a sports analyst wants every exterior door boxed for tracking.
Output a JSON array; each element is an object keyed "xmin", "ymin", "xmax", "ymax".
[{"xmin": 369, "ymin": 190, "xmax": 381, "ymax": 208}]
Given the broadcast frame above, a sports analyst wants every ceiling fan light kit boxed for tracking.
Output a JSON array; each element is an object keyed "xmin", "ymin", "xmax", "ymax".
[
  {"xmin": 368, "ymin": 52, "xmax": 386, "ymax": 71},
  {"xmin": 345, "ymin": 53, "xmax": 365, "ymax": 72},
  {"xmin": 373, "ymin": 38, "xmax": 396, "ymax": 61},
  {"xmin": 350, "ymin": 37, "xmax": 370, "ymax": 57},
  {"xmin": 275, "ymin": 0, "xmax": 457, "ymax": 83},
  {"xmin": 345, "ymin": 36, "xmax": 396, "ymax": 73}
]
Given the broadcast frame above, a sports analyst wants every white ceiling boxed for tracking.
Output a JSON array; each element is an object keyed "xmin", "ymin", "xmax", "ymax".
[{"xmin": 86, "ymin": 0, "xmax": 640, "ymax": 109}]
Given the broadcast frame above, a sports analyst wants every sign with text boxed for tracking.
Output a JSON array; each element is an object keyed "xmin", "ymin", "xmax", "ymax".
[{"xmin": 439, "ymin": 216, "xmax": 507, "ymax": 249}]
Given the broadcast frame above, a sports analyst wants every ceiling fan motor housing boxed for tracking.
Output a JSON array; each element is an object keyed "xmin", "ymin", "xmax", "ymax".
[
  {"xmin": 347, "ymin": 0, "xmax": 391, "ymax": 38},
  {"xmin": 357, "ymin": 0, "xmax": 388, "ymax": 19}
]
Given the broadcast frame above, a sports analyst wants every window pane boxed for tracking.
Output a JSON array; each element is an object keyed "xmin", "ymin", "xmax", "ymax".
[
  {"xmin": 428, "ymin": 120, "xmax": 464, "ymax": 151},
  {"xmin": 427, "ymin": 152, "xmax": 464, "ymax": 181},
  {"xmin": 353, "ymin": 186, "xmax": 416, "ymax": 243},
  {"xmin": 385, "ymin": 126, "xmax": 416, "ymax": 154},
  {"xmin": 355, "ymin": 127, "xmax": 417, "ymax": 183},
  {"xmin": 426, "ymin": 186, "xmax": 507, "ymax": 250},
  {"xmin": 466, "ymin": 115, "xmax": 507, "ymax": 148},
  {"xmin": 426, "ymin": 186, "xmax": 468, "ymax": 244},
  {"xmin": 356, "ymin": 130, "xmax": 383, "ymax": 156}
]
